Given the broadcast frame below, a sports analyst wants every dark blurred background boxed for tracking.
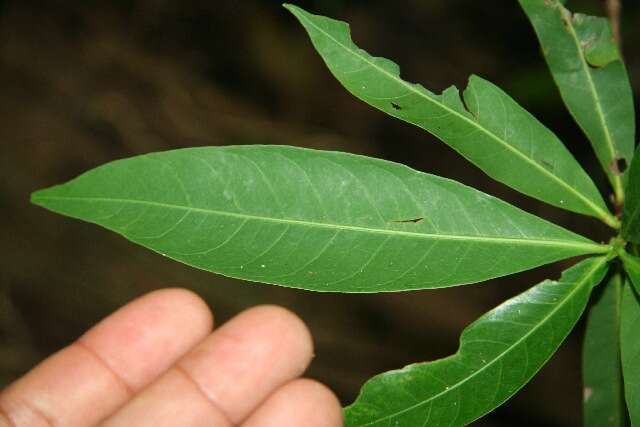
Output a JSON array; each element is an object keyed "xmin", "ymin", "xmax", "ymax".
[{"xmin": 1, "ymin": 0, "xmax": 638, "ymax": 425}]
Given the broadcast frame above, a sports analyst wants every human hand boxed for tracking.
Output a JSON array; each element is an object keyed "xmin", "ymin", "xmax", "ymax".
[{"xmin": 0, "ymin": 289, "xmax": 342, "ymax": 426}]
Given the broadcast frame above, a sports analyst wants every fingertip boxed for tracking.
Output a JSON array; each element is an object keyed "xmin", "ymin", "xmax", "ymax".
[
  {"xmin": 240, "ymin": 305, "xmax": 314, "ymax": 367},
  {"xmin": 287, "ymin": 378, "xmax": 343, "ymax": 422},
  {"xmin": 150, "ymin": 287, "xmax": 215, "ymax": 331},
  {"xmin": 79, "ymin": 287, "xmax": 214, "ymax": 390},
  {"xmin": 174, "ymin": 304, "xmax": 316, "ymax": 423},
  {"xmin": 83, "ymin": 287, "xmax": 214, "ymax": 342},
  {"xmin": 244, "ymin": 378, "xmax": 343, "ymax": 427}
]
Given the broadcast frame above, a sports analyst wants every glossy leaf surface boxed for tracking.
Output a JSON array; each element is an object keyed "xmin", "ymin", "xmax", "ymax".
[
  {"xmin": 622, "ymin": 145, "xmax": 640, "ymax": 243},
  {"xmin": 31, "ymin": 146, "xmax": 605, "ymax": 292},
  {"xmin": 518, "ymin": 0, "xmax": 635, "ymax": 202},
  {"xmin": 284, "ymin": 4, "xmax": 615, "ymax": 226},
  {"xmin": 344, "ymin": 257, "xmax": 608, "ymax": 426},
  {"xmin": 621, "ymin": 280, "xmax": 640, "ymax": 426},
  {"xmin": 582, "ymin": 273, "xmax": 627, "ymax": 427}
]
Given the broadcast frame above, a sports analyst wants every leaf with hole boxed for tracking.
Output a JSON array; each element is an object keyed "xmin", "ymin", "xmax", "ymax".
[
  {"xmin": 27, "ymin": 2, "xmax": 640, "ymax": 426},
  {"xmin": 518, "ymin": 0, "xmax": 635, "ymax": 202},
  {"xmin": 284, "ymin": 4, "xmax": 616, "ymax": 227}
]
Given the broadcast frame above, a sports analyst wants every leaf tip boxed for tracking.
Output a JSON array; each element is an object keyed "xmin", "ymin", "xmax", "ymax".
[
  {"xmin": 282, "ymin": 3, "xmax": 303, "ymax": 17},
  {"xmin": 30, "ymin": 188, "xmax": 46, "ymax": 206},
  {"xmin": 30, "ymin": 184, "xmax": 63, "ymax": 208}
]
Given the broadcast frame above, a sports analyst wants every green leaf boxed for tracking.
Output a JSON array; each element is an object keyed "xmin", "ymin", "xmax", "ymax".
[
  {"xmin": 620, "ymin": 280, "xmax": 640, "ymax": 425},
  {"xmin": 284, "ymin": 4, "xmax": 617, "ymax": 227},
  {"xmin": 621, "ymin": 251, "xmax": 640, "ymax": 299},
  {"xmin": 582, "ymin": 273, "xmax": 627, "ymax": 427},
  {"xmin": 622, "ymin": 146, "xmax": 640, "ymax": 243},
  {"xmin": 31, "ymin": 146, "xmax": 607, "ymax": 292},
  {"xmin": 518, "ymin": 0, "xmax": 635, "ymax": 203},
  {"xmin": 344, "ymin": 257, "xmax": 609, "ymax": 426}
]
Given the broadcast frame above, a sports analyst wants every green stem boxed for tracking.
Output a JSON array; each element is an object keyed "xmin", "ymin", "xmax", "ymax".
[{"xmin": 603, "ymin": 212, "xmax": 621, "ymax": 230}]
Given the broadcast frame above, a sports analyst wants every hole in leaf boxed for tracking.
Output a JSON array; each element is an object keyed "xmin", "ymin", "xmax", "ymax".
[
  {"xmin": 391, "ymin": 102, "xmax": 402, "ymax": 110},
  {"xmin": 617, "ymin": 158, "xmax": 628, "ymax": 173},
  {"xmin": 610, "ymin": 157, "xmax": 628, "ymax": 175}
]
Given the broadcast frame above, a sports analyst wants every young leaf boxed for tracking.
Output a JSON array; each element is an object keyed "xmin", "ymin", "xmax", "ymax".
[
  {"xmin": 518, "ymin": 0, "xmax": 635, "ymax": 202},
  {"xmin": 31, "ymin": 146, "xmax": 607, "ymax": 293},
  {"xmin": 284, "ymin": 4, "xmax": 617, "ymax": 228},
  {"xmin": 622, "ymin": 145, "xmax": 640, "ymax": 243},
  {"xmin": 620, "ymin": 281, "xmax": 640, "ymax": 426},
  {"xmin": 582, "ymin": 273, "xmax": 627, "ymax": 427},
  {"xmin": 344, "ymin": 257, "xmax": 609, "ymax": 426}
]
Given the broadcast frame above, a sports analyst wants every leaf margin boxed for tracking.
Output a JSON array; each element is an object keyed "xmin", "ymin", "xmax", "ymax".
[
  {"xmin": 283, "ymin": 3, "xmax": 618, "ymax": 228},
  {"xmin": 344, "ymin": 256, "xmax": 609, "ymax": 426},
  {"xmin": 517, "ymin": 0, "xmax": 636, "ymax": 204},
  {"xmin": 30, "ymin": 145, "xmax": 610, "ymax": 293}
]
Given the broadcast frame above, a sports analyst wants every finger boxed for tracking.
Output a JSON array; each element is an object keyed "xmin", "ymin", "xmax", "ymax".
[
  {"xmin": 101, "ymin": 305, "xmax": 314, "ymax": 426},
  {"xmin": 242, "ymin": 378, "xmax": 342, "ymax": 427},
  {"xmin": 99, "ymin": 370, "xmax": 232, "ymax": 427},
  {"xmin": 0, "ymin": 288, "xmax": 213, "ymax": 427}
]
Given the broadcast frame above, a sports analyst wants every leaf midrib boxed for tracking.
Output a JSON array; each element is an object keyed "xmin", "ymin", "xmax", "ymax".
[
  {"xmin": 290, "ymin": 6, "xmax": 615, "ymax": 226},
  {"xmin": 32, "ymin": 195, "xmax": 607, "ymax": 252},
  {"xmin": 352, "ymin": 256, "xmax": 607, "ymax": 426},
  {"xmin": 558, "ymin": 2, "xmax": 623, "ymax": 200}
]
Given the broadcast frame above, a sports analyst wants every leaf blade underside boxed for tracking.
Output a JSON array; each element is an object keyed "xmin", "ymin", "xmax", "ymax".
[
  {"xmin": 620, "ymin": 279, "xmax": 640, "ymax": 426},
  {"xmin": 344, "ymin": 257, "xmax": 609, "ymax": 426},
  {"xmin": 622, "ymin": 145, "xmax": 640, "ymax": 243},
  {"xmin": 31, "ymin": 146, "xmax": 606, "ymax": 293},
  {"xmin": 285, "ymin": 4, "xmax": 615, "ymax": 227},
  {"xmin": 621, "ymin": 252, "xmax": 640, "ymax": 295},
  {"xmin": 518, "ymin": 0, "xmax": 635, "ymax": 202},
  {"xmin": 582, "ymin": 273, "xmax": 628, "ymax": 427}
]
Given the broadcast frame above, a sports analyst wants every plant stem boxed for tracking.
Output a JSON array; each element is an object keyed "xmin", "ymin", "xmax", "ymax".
[
  {"xmin": 608, "ymin": 236, "xmax": 627, "ymax": 260},
  {"xmin": 605, "ymin": 0, "xmax": 622, "ymax": 48},
  {"xmin": 603, "ymin": 212, "xmax": 622, "ymax": 230}
]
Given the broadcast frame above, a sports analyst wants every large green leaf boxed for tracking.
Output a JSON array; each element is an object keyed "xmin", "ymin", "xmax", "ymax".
[
  {"xmin": 582, "ymin": 273, "xmax": 627, "ymax": 427},
  {"xmin": 620, "ymin": 280, "xmax": 640, "ymax": 425},
  {"xmin": 284, "ymin": 4, "xmax": 617, "ymax": 228},
  {"xmin": 31, "ymin": 146, "xmax": 606, "ymax": 292},
  {"xmin": 518, "ymin": 0, "xmax": 635, "ymax": 203},
  {"xmin": 620, "ymin": 251, "xmax": 640, "ymax": 295},
  {"xmin": 622, "ymin": 146, "xmax": 640, "ymax": 243},
  {"xmin": 344, "ymin": 257, "xmax": 609, "ymax": 426}
]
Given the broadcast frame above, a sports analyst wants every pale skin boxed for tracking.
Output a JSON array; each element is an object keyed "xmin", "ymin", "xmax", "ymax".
[{"xmin": 0, "ymin": 289, "xmax": 343, "ymax": 427}]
